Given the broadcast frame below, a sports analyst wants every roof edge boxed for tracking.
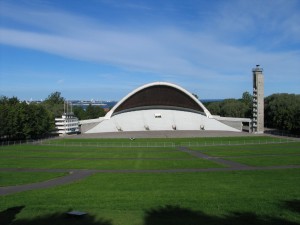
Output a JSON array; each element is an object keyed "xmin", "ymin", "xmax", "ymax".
[{"xmin": 105, "ymin": 82, "xmax": 212, "ymax": 119}]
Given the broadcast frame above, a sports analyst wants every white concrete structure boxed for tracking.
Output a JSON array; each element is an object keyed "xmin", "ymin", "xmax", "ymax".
[
  {"xmin": 81, "ymin": 82, "xmax": 240, "ymax": 133},
  {"xmin": 55, "ymin": 113, "xmax": 79, "ymax": 136},
  {"xmin": 213, "ymin": 116, "xmax": 252, "ymax": 132}
]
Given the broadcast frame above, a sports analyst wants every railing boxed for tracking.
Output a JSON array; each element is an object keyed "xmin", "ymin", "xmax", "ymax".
[
  {"xmin": 1, "ymin": 138, "xmax": 299, "ymax": 148},
  {"xmin": 181, "ymin": 138, "xmax": 298, "ymax": 147},
  {"xmin": 264, "ymin": 129, "xmax": 300, "ymax": 139}
]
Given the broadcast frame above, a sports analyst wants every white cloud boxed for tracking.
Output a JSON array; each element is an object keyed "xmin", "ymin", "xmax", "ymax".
[
  {"xmin": 205, "ymin": 0, "xmax": 300, "ymax": 47},
  {"xmin": 0, "ymin": 0, "xmax": 299, "ymax": 98},
  {"xmin": 57, "ymin": 79, "xmax": 64, "ymax": 85}
]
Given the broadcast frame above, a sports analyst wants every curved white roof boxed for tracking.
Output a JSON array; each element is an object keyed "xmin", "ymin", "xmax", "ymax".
[{"xmin": 105, "ymin": 82, "xmax": 212, "ymax": 118}]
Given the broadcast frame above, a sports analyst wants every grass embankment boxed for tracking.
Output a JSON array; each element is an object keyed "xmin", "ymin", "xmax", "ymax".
[
  {"xmin": 1, "ymin": 136, "xmax": 300, "ymax": 224},
  {"xmin": 1, "ymin": 169, "xmax": 300, "ymax": 225},
  {"xmin": 0, "ymin": 158, "xmax": 221, "ymax": 170},
  {"xmin": 0, "ymin": 172, "xmax": 67, "ymax": 187},
  {"xmin": 0, "ymin": 145, "xmax": 222, "ymax": 170},
  {"xmin": 191, "ymin": 142, "xmax": 300, "ymax": 167}
]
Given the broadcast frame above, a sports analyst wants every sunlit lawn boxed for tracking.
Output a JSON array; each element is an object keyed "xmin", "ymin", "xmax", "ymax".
[
  {"xmin": 1, "ymin": 170, "xmax": 300, "ymax": 225},
  {"xmin": 0, "ymin": 172, "xmax": 67, "ymax": 187},
  {"xmin": 1, "ymin": 136, "xmax": 300, "ymax": 225}
]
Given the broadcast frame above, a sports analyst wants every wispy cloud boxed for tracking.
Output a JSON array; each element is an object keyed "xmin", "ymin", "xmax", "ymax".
[
  {"xmin": 0, "ymin": 0, "xmax": 299, "ymax": 99},
  {"xmin": 206, "ymin": 0, "xmax": 300, "ymax": 48},
  {"xmin": 99, "ymin": 0, "xmax": 152, "ymax": 11}
]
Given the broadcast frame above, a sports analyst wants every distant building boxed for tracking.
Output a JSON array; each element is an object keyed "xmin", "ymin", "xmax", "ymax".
[
  {"xmin": 55, "ymin": 102, "xmax": 79, "ymax": 136},
  {"xmin": 55, "ymin": 113, "xmax": 79, "ymax": 136},
  {"xmin": 252, "ymin": 65, "xmax": 264, "ymax": 133}
]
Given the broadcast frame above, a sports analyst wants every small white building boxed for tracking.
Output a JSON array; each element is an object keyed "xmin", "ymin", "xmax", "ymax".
[{"xmin": 55, "ymin": 112, "xmax": 79, "ymax": 136}]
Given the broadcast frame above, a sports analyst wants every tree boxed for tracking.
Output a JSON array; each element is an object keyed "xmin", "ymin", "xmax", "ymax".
[
  {"xmin": 86, "ymin": 104, "xmax": 106, "ymax": 119},
  {"xmin": 206, "ymin": 101, "xmax": 222, "ymax": 115},
  {"xmin": 265, "ymin": 93, "xmax": 300, "ymax": 133},
  {"xmin": 0, "ymin": 96, "xmax": 52, "ymax": 140},
  {"xmin": 220, "ymin": 99, "xmax": 248, "ymax": 118},
  {"xmin": 73, "ymin": 106, "xmax": 87, "ymax": 120},
  {"xmin": 73, "ymin": 105, "xmax": 106, "ymax": 120},
  {"xmin": 241, "ymin": 91, "xmax": 253, "ymax": 118},
  {"xmin": 206, "ymin": 92, "xmax": 253, "ymax": 118},
  {"xmin": 42, "ymin": 92, "xmax": 65, "ymax": 118},
  {"xmin": 242, "ymin": 91, "xmax": 252, "ymax": 105},
  {"xmin": 44, "ymin": 92, "xmax": 65, "ymax": 105}
]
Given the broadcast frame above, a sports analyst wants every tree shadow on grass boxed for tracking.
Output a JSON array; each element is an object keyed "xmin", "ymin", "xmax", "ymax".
[
  {"xmin": 0, "ymin": 206, "xmax": 112, "ymax": 225},
  {"xmin": 283, "ymin": 199, "xmax": 300, "ymax": 214},
  {"xmin": 0, "ymin": 206, "xmax": 25, "ymax": 225},
  {"xmin": 144, "ymin": 204, "xmax": 300, "ymax": 225}
]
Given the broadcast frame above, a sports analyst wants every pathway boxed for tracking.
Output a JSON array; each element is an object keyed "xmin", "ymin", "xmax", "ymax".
[
  {"xmin": 177, "ymin": 146, "xmax": 250, "ymax": 169},
  {"xmin": 0, "ymin": 170, "xmax": 95, "ymax": 196}
]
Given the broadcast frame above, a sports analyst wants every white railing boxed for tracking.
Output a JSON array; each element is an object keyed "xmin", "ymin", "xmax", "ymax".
[{"xmin": 2, "ymin": 139, "xmax": 298, "ymax": 148}]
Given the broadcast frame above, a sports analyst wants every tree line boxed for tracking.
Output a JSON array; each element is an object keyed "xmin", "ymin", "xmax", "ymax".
[
  {"xmin": 205, "ymin": 92, "xmax": 253, "ymax": 118},
  {"xmin": 264, "ymin": 93, "xmax": 300, "ymax": 134},
  {"xmin": 205, "ymin": 92, "xmax": 300, "ymax": 134},
  {"xmin": 0, "ymin": 96, "xmax": 52, "ymax": 140},
  {"xmin": 0, "ymin": 92, "xmax": 106, "ymax": 141},
  {"xmin": 1, "ymin": 91, "xmax": 299, "ymax": 141}
]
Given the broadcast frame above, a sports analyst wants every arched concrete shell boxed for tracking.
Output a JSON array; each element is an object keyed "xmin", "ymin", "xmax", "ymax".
[
  {"xmin": 83, "ymin": 82, "xmax": 240, "ymax": 133},
  {"xmin": 106, "ymin": 82, "xmax": 212, "ymax": 118},
  {"xmin": 86, "ymin": 109, "xmax": 239, "ymax": 133}
]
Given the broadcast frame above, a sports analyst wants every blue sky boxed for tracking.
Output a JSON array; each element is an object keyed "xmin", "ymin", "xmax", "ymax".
[{"xmin": 0, "ymin": 0, "xmax": 299, "ymax": 101}]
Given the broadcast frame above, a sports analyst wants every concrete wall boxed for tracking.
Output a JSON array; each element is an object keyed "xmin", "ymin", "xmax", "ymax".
[
  {"xmin": 80, "ymin": 122, "xmax": 101, "ymax": 133},
  {"xmin": 85, "ymin": 109, "xmax": 240, "ymax": 133},
  {"xmin": 218, "ymin": 120, "xmax": 243, "ymax": 131}
]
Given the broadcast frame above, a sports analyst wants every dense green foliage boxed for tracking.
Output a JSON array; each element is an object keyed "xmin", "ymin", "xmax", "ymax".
[
  {"xmin": 265, "ymin": 93, "xmax": 300, "ymax": 134},
  {"xmin": 0, "ymin": 92, "xmax": 107, "ymax": 140},
  {"xmin": 206, "ymin": 92, "xmax": 300, "ymax": 134},
  {"xmin": 206, "ymin": 91, "xmax": 252, "ymax": 118},
  {"xmin": 73, "ymin": 104, "xmax": 106, "ymax": 120},
  {"xmin": 0, "ymin": 96, "xmax": 52, "ymax": 140},
  {"xmin": 41, "ymin": 91, "xmax": 65, "ymax": 118}
]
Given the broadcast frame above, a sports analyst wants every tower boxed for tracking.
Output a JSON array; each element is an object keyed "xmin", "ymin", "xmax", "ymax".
[{"xmin": 252, "ymin": 65, "xmax": 264, "ymax": 133}]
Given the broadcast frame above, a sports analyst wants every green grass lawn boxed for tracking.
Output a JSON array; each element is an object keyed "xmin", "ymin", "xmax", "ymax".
[
  {"xmin": 1, "ymin": 169, "xmax": 300, "ymax": 225},
  {"xmin": 0, "ymin": 148, "xmax": 189, "ymax": 159},
  {"xmin": 0, "ymin": 144, "xmax": 223, "ymax": 170},
  {"xmin": 191, "ymin": 142, "xmax": 300, "ymax": 157},
  {"xmin": 0, "ymin": 172, "xmax": 67, "ymax": 187},
  {"xmin": 190, "ymin": 142, "xmax": 300, "ymax": 167},
  {"xmin": 0, "ymin": 145, "xmax": 178, "ymax": 152},
  {"xmin": 227, "ymin": 155, "xmax": 300, "ymax": 167},
  {"xmin": 0, "ymin": 157, "xmax": 224, "ymax": 170},
  {"xmin": 1, "ymin": 136, "xmax": 300, "ymax": 225}
]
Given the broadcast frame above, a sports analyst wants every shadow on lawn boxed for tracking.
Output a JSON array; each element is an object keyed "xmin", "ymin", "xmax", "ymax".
[
  {"xmin": 1, "ymin": 201, "xmax": 299, "ymax": 225},
  {"xmin": 0, "ymin": 206, "xmax": 25, "ymax": 225},
  {"xmin": 144, "ymin": 204, "xmax": 300, "ymax": 225},
  {"xmin": 283, "ymin": 199, "xmax": 300, "ymax": 214},
  {"xmin": 0, "ymin": 206, "xmax": 112, "ymax": 225}
]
